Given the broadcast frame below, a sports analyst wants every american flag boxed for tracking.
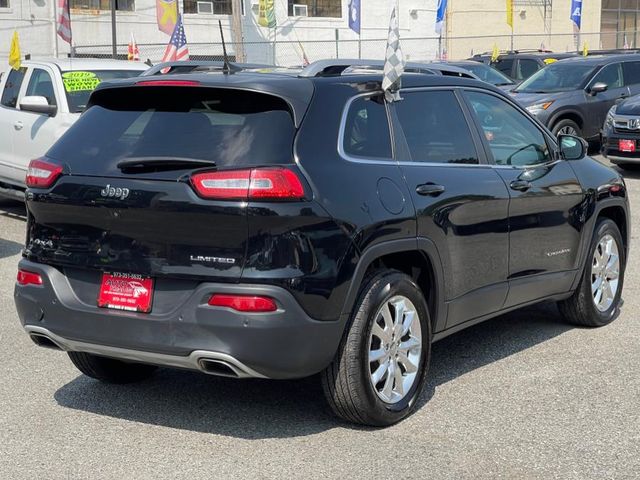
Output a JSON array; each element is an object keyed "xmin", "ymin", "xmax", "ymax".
[
  {"xmin": 57, "ymin": 0, "xmax": 72, "ymax": 45},
  {"xmin": 162, "ymin": 14, "xmax": 189, "ymax": 63}
]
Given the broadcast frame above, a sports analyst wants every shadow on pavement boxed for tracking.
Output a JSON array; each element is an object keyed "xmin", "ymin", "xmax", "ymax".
[
  {"xmin": 0, "ymin": 237, "xmax": 24, "ymax": 259},
  {"xmin": 54, "ymin": 302, "xmax": 572, "ymax": 438},
  {"xmin": 0, "ymin": 199, "xmax": 27, "ymax": 222}
]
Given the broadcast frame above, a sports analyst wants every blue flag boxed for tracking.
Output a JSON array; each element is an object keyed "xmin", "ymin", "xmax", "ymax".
[
  {"xmin": 348, "ymin": 0, "xmax": 360, "ymax": 34},
  {"xmin": 570, "ymin": 0, "xmax": 582, "ymax": 29},
  {"xmin": 435, "ymin": 0, "xmax": 447, "ymax": 34}
]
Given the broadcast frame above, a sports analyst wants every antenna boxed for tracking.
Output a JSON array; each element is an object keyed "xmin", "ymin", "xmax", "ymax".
[{"xmin": 218, "ymin": 20, "xmax": 240, "ymax": 74}]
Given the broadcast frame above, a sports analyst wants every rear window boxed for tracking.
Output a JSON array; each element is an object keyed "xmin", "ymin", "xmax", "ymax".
[
  {"xmin": 62, "ymin": 70, "xmax": 145, "ymax": 112},
  {"xmin": 47, "ymin": 87, "xmax": 295, "ymax": 175}
]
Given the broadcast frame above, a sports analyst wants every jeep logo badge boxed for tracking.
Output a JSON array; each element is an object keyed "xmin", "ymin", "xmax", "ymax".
[{"xmin": 100, "ymin": 184, "xmax": 130, "ymax": 200}]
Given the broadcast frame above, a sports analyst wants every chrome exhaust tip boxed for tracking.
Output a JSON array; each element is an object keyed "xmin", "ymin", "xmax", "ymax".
[
  {"xmin": 197, "ymin": 358, "xmax": 244, "ymax": 378},
  {"xmin": 29, "ymin": 333, "xmax": 63, "ymax": 351}
]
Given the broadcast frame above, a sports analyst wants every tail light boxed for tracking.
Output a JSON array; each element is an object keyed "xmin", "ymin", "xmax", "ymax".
[
  {"xmin": 17, "ymin": 269, "xmax": 43, "ymax": 286},
  {"xmin": 208, "ymin": 294, "xmax": 278, "ymax": 312},
  {"xmin": 26, "ymin": 159, "xmax": 63, "ymax": 188},
  {"xmin": 190, "ymin": 168, "xmax": 305, "ymax": 200}
]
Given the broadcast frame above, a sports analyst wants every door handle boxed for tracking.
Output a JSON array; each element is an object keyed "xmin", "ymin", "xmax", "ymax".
[
  {"xmin": 416, "ymin": 183, "xmax": 445, "ymax": 196},
  {"xmin": 510, "ymin": 180, "xmax": 532, "ymax": 192},
  {"xmin": 13, "ymin": 121, "xmax": 23, "ymax": 130}
]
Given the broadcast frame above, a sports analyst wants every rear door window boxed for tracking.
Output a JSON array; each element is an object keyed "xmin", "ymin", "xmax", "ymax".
[
  {"xmin": 1, "ymin": 67, "xmax": 27, "ymax": 108},
  {"xmin": 494, "ymin": 59, "xmax": 514, "ymax": 77},
  {"xmin": 47, "ymin": 87, "xmax": 297, "ymax": 176},
  {"xmin": 25, "ymin": 68, "xmax": 57, "ymax": 107},
  {"xmin": 516, "ymin": 59, "xmax": 540, "ymax": 80},
  {"xmin": 394, "ymin": 90, "xmax": 479, "ymax": 164},
  {"xmin": 342, "ymin": 95, "xmax": 392, "ymax": 159},
  {"xmin": 622, "ymin": 61, "xmax": 640, "ymax": 86}
]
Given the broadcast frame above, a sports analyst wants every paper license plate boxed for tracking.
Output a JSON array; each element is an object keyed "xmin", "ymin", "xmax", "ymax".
[
  {"xmin": 619, "ymin": 139, "xmax": 636, "ymax": 153},
  {"xmin": 97, "ymin": 272, "xmax": 153, "ymax": 313}
]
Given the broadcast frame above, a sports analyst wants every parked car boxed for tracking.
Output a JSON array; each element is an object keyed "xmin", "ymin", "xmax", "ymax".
[
  {"xmin": 601, "ymin": 94, "xmax": 640, "ymax": 169},
  {"xmin": 15, "ymin": 60, "xmax": 629, "ymax": 427},
  {"xmin": 470, "ymin": 50, "xmax": 578, "ymax": 81},
  {"xmin": 448, "ymin": 60, "xmax": 517, "ymax": 90},
  {"xmin": 510, "ymin": 54, "xmax": 640, "ymax": 139},
  {"xmin": 0, "ymin": 58, "xmax": 148, "ymax": 198}
]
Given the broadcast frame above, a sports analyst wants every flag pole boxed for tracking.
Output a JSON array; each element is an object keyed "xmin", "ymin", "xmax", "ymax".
[
  {"xmin": 52, "ymin": 0, "xmax": 59, "ymax": 58},
  {"xmin": 110, "ymin": 0, "xmax": 117, "ymax": 59}
]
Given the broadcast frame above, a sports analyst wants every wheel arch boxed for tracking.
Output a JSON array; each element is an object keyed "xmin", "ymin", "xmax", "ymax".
[
  {"xmin": 549, "ymin": 110, "xmax": 585, "ymax": 132},
  {"xmin": 340, "ymin": 238, "xmax": 447, "ymax": 333}
]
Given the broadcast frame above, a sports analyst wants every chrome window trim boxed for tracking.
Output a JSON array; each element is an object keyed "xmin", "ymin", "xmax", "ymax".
[{"xmin": 337, "ymin": 85, "xmax": 562, "ymax": 170}]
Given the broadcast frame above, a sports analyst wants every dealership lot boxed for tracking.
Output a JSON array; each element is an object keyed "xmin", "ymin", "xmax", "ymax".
[{"xmin": 0, "ymin": 156, "xmax": 638, "ymax": 479}]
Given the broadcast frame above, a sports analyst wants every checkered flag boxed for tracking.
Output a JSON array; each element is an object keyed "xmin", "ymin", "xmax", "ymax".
[{"xmin": 382, "ymin": 4, "xmax": 404, "ymax": 102}]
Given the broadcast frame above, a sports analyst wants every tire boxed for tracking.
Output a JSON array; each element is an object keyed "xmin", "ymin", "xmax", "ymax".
[
  {"xmin": 558, "ymin": 218, "xmax": 625, "ymax": 327},
  {"xmin": 552, "ymin": 119, "xmax": 582, "ymax": 138},
  {"xmin": 321, "ymin": 270, "xmax": 431, "ymax": 426},
  {"xmin": 68, "ymin": 351, "xmax": 157, "ymax": 384}
]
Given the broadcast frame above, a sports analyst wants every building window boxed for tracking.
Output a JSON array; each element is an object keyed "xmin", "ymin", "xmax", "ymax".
[
  {"xmin": 288, "ymin": 0, "xmax": 341, "ymax": 18},
  {"xmin": 70, "ymin": 0, "xmax": 135, "ymax": 11},
  {"xmin": 601, "ymin": 0, "xmax": 640, "ymax": 49},
  {"xmin": 184, "ymin": 0, "xmax": 232, "ymax": 14},
  {"xmin": 0, "ymin": 0, "xmax": 9, "ymax": 7}
]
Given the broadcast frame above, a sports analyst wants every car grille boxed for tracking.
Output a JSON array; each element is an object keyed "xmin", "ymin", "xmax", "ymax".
[{"xmin": 613, "ymin": 115, "xmax": 640, "ymax": 134}]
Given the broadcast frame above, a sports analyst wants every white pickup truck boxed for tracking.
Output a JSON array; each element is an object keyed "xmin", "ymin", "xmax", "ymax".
[{"xmin": 0, "ymin": 58, "xmax": 147, "ymax": 198}]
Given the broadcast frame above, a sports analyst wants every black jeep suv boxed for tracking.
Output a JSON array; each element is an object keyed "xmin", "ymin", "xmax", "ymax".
[{"xmin": 15, "ymin": 60, "xmax": 629, "ymax": 427}]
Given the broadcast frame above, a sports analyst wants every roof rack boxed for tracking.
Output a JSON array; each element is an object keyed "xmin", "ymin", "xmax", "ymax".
[
  {"xmin": 298, "ymin": 59, "xmax": 476, "ymax": 79},
  {"xmin": 141, "ymin": 60, "xmax": 275, "ymax": 76},
  {"xmin": 473, "ymin": 48, "xmax": 553, "ymax": 57}
]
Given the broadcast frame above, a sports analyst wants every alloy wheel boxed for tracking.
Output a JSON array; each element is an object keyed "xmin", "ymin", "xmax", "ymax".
[
  {"xmin": 558, "ymin": 125, "xmax": 578, "ymax": 136},
  {"xmin": 368, "ymin": 295, "xmax": 422, "ymax": 404},
  {"xmin": 591, "ymin": 233, "xmax": 620, "ymax": 312}
]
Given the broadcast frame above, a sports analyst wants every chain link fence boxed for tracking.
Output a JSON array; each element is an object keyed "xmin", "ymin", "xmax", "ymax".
[{"xmin": 73, "ymin": 31, "xmax": 640, "ymax": 66}]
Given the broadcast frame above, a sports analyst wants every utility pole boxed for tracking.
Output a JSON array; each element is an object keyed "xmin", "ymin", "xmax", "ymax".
[
  {"xmin": 111, "ymin": 0, "xmax": 117, "ymax": 59},
  {"xmin": 230, "ymin": 0, "xmax": 245, "ymax": 62}
]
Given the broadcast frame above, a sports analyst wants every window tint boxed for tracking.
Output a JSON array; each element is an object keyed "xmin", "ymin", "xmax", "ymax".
[
  {"xmin": 592, "ymin": 63, "xmax": 623, "ymax": 89},
  {"xmin": 1, "ymin": 67, "xmax": 27, "ymax": 108},
  {"xmin": 517, "ymin": 59, "xmax": 540, "ymax": 80},
  {"xmin": 395, "ymin": 90, "xmax": 478, "ymax": 164},
  {"xmin": 622, "ymin": 62, "xmax": 640, "ymax": 86},
  {"xmin": 494, "ymin": 58, "xmax": 514, "ymax": 76},
  {"xmin": 47, "ymin": 87, "xmax": 297, "ymax": 176},
  {"xmin": 343, "ymin": 96, "xmax": 392, "ymax": 159},
  {"xmin": 26, "ymin": 69, "xmax": 57, "ymax": 107},
  {"xmin": 465, "ymin": 91, "xmax": 551, "ymax": 167}
]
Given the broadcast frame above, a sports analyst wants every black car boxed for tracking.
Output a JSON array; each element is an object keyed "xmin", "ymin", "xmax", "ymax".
[
  {"xmin": 470, "ymin": 50, "xmax": 578, "ymax": 81},
  {"xmin": 602, "ymin": 94, "xmax": 640, "ymax": 168},
  {"xmin": 15, "ymin": 60, "xmax": 629, "ymax": 427},
  {"xmin": 448, "ymin": 60, "xmax": 516, "ymax": 90},
  {"xmin": 511, "ymin": 54, "xmax": 640, "ymax": 139}
]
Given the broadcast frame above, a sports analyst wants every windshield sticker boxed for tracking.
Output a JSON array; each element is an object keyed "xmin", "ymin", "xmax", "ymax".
[{"xmin": 62, "ymin": 71, "xmax": 101, "ymax": 92}]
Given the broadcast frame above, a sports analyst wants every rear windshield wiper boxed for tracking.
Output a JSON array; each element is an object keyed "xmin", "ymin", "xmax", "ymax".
[{"xmin": 117, "ymin": 157, "xmax": 217, "ymax": 171}]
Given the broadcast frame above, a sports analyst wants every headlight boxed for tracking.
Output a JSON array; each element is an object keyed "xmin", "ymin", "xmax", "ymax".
[
  {"xmin": 605, "ymin": 104, "xmax": 617, "ymax": 128},
  {"xmin": 525, "ymin": 101, "xmax": 554, "ymax": 115}
]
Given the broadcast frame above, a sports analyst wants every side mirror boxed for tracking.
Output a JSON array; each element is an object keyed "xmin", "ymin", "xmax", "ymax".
[
  {"xmin": 558, "ymin": 134, "xmax": 588, "ymax": 160},
  {"xmin": 20, "ymin": 96, "xmax": 57, "ymax": 116},
  {"xmin": 588, "ymin": 82, "xmax": 608, "ymax": 96}
]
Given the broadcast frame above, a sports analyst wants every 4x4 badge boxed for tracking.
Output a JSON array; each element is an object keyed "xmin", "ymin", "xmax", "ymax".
[{"xmin": 100, "ymin": 184, "xmax": 130, "ymax": 200}]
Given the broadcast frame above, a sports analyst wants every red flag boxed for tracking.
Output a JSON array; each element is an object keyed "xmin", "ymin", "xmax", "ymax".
[
  {"xmin": 157, "ymin": 0, "xmax": 178, "ymax": 36},
  {"xmin": 57, "ymin": 0, "xmax": 72, "ymax": 45},
  {"xmin": 128, "ymin": 33, "xmax": 140, "ymax": 61}
]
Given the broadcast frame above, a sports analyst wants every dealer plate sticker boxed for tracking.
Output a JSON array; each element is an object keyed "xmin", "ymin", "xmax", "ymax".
[
  {"xmin": 619, "ymin": 139, "xmax": 636, "ymax": 153},
  {"xmin": 97, "ymin": 272, "xmax": 154, "ymax": 313}
]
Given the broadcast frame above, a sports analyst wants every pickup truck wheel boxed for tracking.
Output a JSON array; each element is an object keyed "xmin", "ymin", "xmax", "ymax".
[
  {"xmin": 552, "ymin": 119, "xmax": 582, "ymax": 138},
  {"xmin": 68, "ymin": 352, "xmax": 157, "ymax": 384},
  {"xmin": 321, "ymin": 270, "xmax": 431, "ymax": 426},
  {"xmin": 558, "ymin": 218, "xmax": 625, "ymax": 327}
]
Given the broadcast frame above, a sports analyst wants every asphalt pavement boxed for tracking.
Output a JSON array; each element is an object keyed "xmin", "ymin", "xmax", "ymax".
[{"xmin": 0, "ymin": 157, "xmax": 638, "ymax": 479}]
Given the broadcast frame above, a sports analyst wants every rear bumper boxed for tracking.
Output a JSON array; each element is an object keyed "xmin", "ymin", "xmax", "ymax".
[{"xmin": 14, "ymin": 259, "xmax": 346, "ymax": 379}]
